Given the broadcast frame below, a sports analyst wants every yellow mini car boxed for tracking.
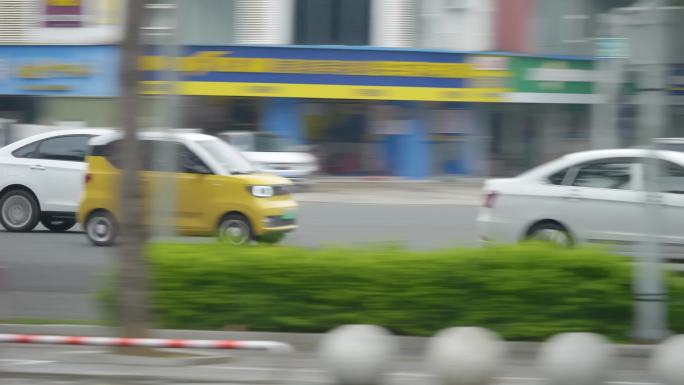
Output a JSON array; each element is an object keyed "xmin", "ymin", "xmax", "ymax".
[{"xmin": 77, "ymin": 131, "xmax": 298, "ymax": 246}]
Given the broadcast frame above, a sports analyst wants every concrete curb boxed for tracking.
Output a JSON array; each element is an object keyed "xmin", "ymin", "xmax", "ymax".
[{"xmin": 0, "ymin": 324, "xmax": 657, "ymax": 358}]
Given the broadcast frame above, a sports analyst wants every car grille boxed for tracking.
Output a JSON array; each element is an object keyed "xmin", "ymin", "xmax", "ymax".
[
  {"xmin": 267, "ymin": 216, "xmax": 296, "ymax": 227},
  {"xmin": 273, "ymin": 184, "xmax": 296, "ymax": 195}
]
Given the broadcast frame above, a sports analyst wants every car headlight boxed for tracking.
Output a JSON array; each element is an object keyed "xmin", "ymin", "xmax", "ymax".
[{"xmin": 250, "ymin": 185, "xmax": 274, "ymax": 197}]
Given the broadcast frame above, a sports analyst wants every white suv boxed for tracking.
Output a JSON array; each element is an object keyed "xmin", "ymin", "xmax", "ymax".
[{"xmin": 0, "ymin": 129, "xmax": 113, "ymax": 232}]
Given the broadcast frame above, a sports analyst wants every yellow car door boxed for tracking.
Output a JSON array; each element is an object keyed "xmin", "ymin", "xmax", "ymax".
[
  {"xmin": 140, "ymin": 140, "xmax": 205, "ymax": 232},
  {"xmin": 174, "ymin": 142, "xmax": 214, "ymax": 233}
]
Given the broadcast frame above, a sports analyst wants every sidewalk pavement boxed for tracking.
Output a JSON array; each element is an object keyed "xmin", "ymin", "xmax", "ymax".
[
  {"xmin": 0, "ymin": 325, "xmax": 657, "ymax": 385},
  {"xmin": 0, "ymin": 324, "xmax": 657, "ymax": 358}
]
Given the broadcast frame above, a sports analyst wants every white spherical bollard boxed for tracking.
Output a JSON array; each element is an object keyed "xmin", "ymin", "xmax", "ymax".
[
  {"xmin": 538, "ymin": 333, "xmax": 613, "ymax": 385},
  {"xmin": 651, "ymin": 335, "xmax": 684, "ymax": 385},
  {"xmin": 319, "ymin": 324, "xmax": 397, "ymax": 385},
  {"xmin": 425, "ymin": 327, "xmax": 506, "ymax": 385}
]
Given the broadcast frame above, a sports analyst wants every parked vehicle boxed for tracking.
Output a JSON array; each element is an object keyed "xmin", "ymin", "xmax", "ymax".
[
  {"xmin": 0, "ymin": 128, "xmax": 114, "ymax": 232},
  {"xmin": 477, "ymin": 149, "xmax": 684, "ymax": 250},
  {"xmin": 217, "ymin": 131, "xmax": 318, "ymax": 186},
  {"xmin": 78, "ymin": 131, "xmax": 298, "ymax": 246}
]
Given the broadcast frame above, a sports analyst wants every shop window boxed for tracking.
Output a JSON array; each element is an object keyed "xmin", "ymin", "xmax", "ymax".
[
  {"xmin": 185, "ymin": 97, "xmax": 261, "ymax": 135},
  {"xmin": 566, "ymin": 106, "xmax": 589, "ymax": 140},
  {"xmin": 295, "ymin": 0, "xmax": 370, "ymax": 45}
]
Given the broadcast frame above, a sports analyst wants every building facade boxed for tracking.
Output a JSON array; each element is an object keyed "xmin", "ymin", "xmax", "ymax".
[
  {"xmin": 3, "ymin": 0, "xmax": 681, "ymax": 178},
  {"xmin": 0, "ymin": 0, "xmax": 122, "ymax": 137}
]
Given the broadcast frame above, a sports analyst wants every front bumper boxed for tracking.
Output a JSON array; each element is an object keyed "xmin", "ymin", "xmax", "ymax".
[
  {"xmin": 261, "ymin": 215, "xmax": 297, "ymax": 229},
  {"xmin": 252, "ymin": 203, "xmax": 299, "ymax": 235}
]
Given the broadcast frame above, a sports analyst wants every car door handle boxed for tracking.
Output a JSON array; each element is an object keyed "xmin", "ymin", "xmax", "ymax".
[
  {"xmin": 566, "ymin": 189, "xmax": 583, "ymax": 201},
  {"xmin": 30, "ymin": 165, "xmax": 46, "ymax": 171}
]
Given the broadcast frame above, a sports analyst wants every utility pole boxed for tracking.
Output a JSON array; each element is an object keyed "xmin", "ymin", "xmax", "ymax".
[
  {"xmin": 142, "ymin": 1, "xmax": 180, "ymax": 240},
  {"xmin": 118, "ymin": 0, "xmax": 151, "ymax": 340},
  {"xmin": 622, "ymin": 0, "xmax": 673, "ymax": 341},
  {"xmin": 590, "ymin": 11, "xmax": 627, "ymax": 149}
]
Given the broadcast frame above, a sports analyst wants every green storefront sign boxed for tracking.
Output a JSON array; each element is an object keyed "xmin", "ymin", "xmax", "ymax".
[{"xmin": 505, "ymin": 57, "xmax": 598, "ymax": 103}]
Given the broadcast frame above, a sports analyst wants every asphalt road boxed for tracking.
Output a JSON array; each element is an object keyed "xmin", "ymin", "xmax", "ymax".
[{"xmin": 0, "ymin": 202, "xmax": 479, "ymax": 320}]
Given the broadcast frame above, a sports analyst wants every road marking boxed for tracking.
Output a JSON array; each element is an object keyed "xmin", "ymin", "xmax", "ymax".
[{"xmin": 0, "ymin": 358, "xmax": 55, "ymax": 366}]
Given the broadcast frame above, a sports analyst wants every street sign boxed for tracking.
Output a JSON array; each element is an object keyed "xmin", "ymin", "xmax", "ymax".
[{"xmin": 594, "ymin": 37, "xmax": 629, "ymax": 59}]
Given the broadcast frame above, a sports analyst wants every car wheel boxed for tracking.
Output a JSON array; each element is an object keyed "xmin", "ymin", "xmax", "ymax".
[
  {"xmin": 0, "ymin": 189, "xmax": 40, "ymax": 232},
  {"xmin": 218, "ymin": 214, "xmax": 252, "ymax": 245},
  {"xmin": 255, "ymin": 232, "xmax": 285, "ymax": 244},
  {"xmin": 85, "ymin": 211, "xmax": 118, "ymax": 247},
  {"xmin": 41, "ymin": 218, "xmax": 76, "ymax": 232},
  {"xmin": 527, "ymin": 222, "xmax": 573, "ymax": 247}
]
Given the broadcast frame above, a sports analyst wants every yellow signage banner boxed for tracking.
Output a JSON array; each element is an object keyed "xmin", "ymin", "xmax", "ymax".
[
  {"xmin": 141, "ymin": 81, "xmax": 507, "ymax": 103},
  {"xmin": 140, "ymin": 51, "xmax": 510, "ymax": 79}
]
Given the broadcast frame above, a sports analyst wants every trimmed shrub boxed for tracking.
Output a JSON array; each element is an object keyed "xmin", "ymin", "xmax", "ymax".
[{"xmin": 94, "ymin": 242, "xmax": 680, "ymax": 341}]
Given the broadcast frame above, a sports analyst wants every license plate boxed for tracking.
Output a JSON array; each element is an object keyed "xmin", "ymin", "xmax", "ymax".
[{"xmin": 281, "ymin": 209, "xmax": 297, "ymax": 220}]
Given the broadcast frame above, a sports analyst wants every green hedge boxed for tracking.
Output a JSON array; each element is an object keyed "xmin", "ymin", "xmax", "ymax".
[{"xmin": 102, "ymin": 242, "xmax": 684, "ymax": 341}]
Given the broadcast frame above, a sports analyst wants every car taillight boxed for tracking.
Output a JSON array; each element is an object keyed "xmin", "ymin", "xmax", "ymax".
[
  {"xmin": 85, "ymin": 173, "xmax": 92, "ymax": 184},
  {"xmin": 483, "ymin": 191, "xmax": 497, "ymax": 208}
]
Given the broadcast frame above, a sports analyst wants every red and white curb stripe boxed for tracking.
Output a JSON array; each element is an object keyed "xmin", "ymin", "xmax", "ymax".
[{"xmin": 0, "ymin": 334, "xmax": 293, "ymax": 353}]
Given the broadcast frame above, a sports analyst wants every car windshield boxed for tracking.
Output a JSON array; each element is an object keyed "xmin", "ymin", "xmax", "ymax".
[
  {"xmin": 196, "ymin": 138, "xmax": 257, "ymax": 175},
  {"xmin": 254, "ymin": 134, "xmax": 297, "ymax": 152}
]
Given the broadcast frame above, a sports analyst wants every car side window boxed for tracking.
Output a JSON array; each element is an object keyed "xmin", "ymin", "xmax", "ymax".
[
  {"xmin": 11, "ymin": 141, "xmax": 39, "ymax": 158},
  {"xmin": 35, "ymin": 135, "xmax": 92, "ymax": 162},
  {"xmin": 177, "ymin": 145, "xmax": 211, "ymax": 174},
  {"xmin": 548, "ymin": 168, "xmax": 570, "ymax": 185},
  {"xmin": 570, "ymin": 160, "xmax": 633, "ymax": 190},
  {"xmin": 660, "ymin": 161, "xmax": 684, "ymax": 194},
  {"xmin": 101, "ymin": 140, "xmax": 124, "ymax": 168},
  {"xmin": 96, "ymin": 140, "xmax": 210, "ymax": 174},
  {"xmin": 140, "ymin": 141, "xmax": 211, "ymax": 174}
]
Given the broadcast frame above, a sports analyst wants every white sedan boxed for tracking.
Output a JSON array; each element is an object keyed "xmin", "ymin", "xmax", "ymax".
[
  {"xmin": 217, "ymin": 131, "xmax": 318, "ymax": 185},
  {"xmin": 477, "ymin": 149, "xmax": 684, "ymax": 250},
  {"xmin": 0, "ymin": 128, "xmax": 113, "ymax": 232}
]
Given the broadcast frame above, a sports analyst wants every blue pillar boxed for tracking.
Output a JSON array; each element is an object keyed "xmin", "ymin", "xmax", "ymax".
[
  {"xmin": 262, "ymin": 98, "xmax": 302, "ymax": 144},
  {"xmin": 396, "ymin": 102, "xmax": 429, "ymax": 179}
]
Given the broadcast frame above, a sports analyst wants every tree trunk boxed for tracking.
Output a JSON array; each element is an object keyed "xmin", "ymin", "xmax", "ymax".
[{"xmin": 118, "ymin": 0, "xmax": 150, "ymax": 339}]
